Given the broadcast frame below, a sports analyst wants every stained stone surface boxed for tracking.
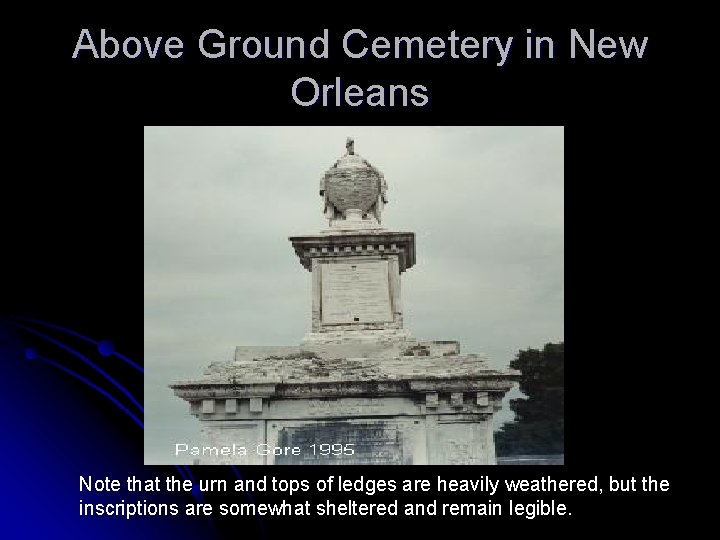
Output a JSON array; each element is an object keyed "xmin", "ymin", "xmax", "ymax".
[
  {"xmin": 324, "ymin": 154, "xmax": 381, "ymax": 213},
  {"xmin": 191, "ymin": 343, "xmax": 501, "ymax": 385}
]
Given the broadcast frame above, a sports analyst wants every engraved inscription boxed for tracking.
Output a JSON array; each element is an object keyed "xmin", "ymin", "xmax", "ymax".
[
  {"xmin": 276, "ymin": 422, "xmax": 405, "ymax": 465},
  {"xmin": 321, "ymin": 261, "xmax": 392, "ymax": 324}
]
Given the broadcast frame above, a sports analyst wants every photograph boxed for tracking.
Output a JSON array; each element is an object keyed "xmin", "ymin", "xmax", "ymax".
[{"xmin": 143, "ymin": 126, "xmax": 564, "ymax": 465}]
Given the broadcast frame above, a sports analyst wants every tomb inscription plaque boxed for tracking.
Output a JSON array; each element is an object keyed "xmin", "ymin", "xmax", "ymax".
[
  {"xmin": 321, "ymin": 261, "xmax": 392, "ymax": 324},
  {"xmin": 275, "ymin": 422, "xmax": 405, "ymax": 465}
]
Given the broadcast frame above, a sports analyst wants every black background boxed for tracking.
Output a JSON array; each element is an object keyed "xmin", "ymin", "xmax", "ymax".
[{"xmin": 3, "ymin": 8, "xmax": 690, "ymax": 538}]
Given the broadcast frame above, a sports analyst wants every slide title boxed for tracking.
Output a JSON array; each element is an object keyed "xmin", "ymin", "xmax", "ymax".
[{"xmin": 72, "ymin": 28, "xmax": 650, "ymax": 107}]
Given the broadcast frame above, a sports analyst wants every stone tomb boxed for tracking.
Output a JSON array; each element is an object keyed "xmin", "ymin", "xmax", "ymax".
[{"xmin": 170, "ymin": 138, "xmax": 518, "ymax": 465}]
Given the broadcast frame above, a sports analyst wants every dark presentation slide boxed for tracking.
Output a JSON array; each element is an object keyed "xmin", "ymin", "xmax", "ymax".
[{"xmin": 2, "ymin": 10, "xmax": 688, "ymax": 539}]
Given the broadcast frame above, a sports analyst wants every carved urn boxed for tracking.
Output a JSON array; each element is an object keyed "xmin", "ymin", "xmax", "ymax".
[{"xmin": 322, "ymin": 139, "xmax": 383, "ymax": 218}]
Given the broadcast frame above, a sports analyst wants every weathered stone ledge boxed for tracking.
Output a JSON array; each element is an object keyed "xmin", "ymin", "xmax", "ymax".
[{"xmin": 173, "ymin": 353, "xmax": 517, "ymax": 386}]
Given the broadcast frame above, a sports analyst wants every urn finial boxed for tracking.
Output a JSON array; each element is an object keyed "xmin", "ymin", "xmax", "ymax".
[{"xmin": 319, "ymin": 138, "xmax": 388, "ymax": 227}]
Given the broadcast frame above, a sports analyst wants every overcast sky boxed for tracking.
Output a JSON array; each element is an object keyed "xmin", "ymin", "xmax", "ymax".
[{"xmin": 143, "ymin": 126, "xmax": 564, "ymax": 464}]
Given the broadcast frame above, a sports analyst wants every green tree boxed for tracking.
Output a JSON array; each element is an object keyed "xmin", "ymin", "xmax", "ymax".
[{"xmin": 495, "ymin": 342, "xmax": 564, "ymax": 456}]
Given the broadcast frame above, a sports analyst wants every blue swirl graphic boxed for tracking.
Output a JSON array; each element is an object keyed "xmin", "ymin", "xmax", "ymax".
[
  {"xmin": 27, "ymin": 351, "xmax": 144, "ymax": 429},
  {"xmin": 11, "ymin": 316, "xmax": 143, "ymax": 372},
  {"xmin": 13, "ymin": 322, "xmax": 144, "ymax": 413}
]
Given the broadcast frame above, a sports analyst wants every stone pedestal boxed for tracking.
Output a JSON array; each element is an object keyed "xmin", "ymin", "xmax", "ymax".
[{"xmin": 289, "ymin": 229, "xmax": 415, "ymax": 339}]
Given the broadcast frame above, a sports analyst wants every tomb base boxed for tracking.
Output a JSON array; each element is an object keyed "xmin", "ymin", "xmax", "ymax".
[{"xmin": 170, "ymin": 342, "xmax": 518, "ymax": 465}]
